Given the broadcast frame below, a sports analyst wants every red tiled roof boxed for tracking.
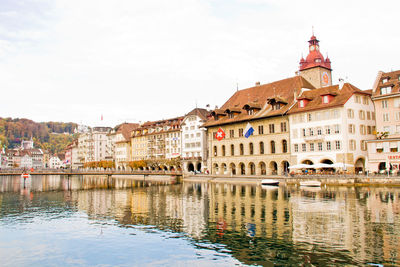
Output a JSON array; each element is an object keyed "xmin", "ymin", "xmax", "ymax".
[
  {"xmin": 288, "ymin": 83, "xmax": 371, "ymax": 114},
  {"xmin": 372, "ymin": 70, "xmax": 400, "ymax": 98},
  {"xmin": 203, "ymin": 76, "xmax": 315, "ymax": 127}
]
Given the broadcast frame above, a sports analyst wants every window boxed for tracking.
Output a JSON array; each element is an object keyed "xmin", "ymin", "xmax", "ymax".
[
  {"xmin": 372, "ymin": 112, "xmax": 376, "ymax": 120},
  {"xmin": 229, "ymin": 113, "xmax": 234, "ymax": 119},
  {"xmin": 281, "ymin": 122, "xmax": 287, "ymax": 132},
  {"xmin": 229, "ymin": 129, "xmax": 234, "ymax": 138},
  {"xmin": 309, "ymin": 143, "xmax": 314, "ymax": 151},
  {"xmin": 222, "ymin": 145, "xmax": 226, "ymax": 156},
  {"xmin": 239, "ymin": 128, "xmax": 243, "ymax": 137},
  {"xmin": 355, "ymin": 95, "xmax": 361, "ymax": 103},
  {"xmin": 269, "ymin": 124, "xmax": 275, "ymax": 133},
  {"xmin": 394, "ymin": 98, "xmax": 400, "ymax": 108},
  {"xmin": 259, "ymin": 142, "xmax": 264, "ymax": 154},
  {"xmin": 231, "ymin": 144, "xmax": 235, "ymax": 156},
  {"xmin": 348, "ymin": 124, "xmax": 355, "ymax": 134},
  {"xmin": 302, "ymin": 128, "xmax": 306, "ymax": 137},
  {"xmin": 326, "ymin": 141, "xmax": 331, "ymax": 151},
  {"xmin": 318, "ymin": 142, "xmax": 323, "ymax": 151},
  {"xmin": 308, "ymin": 113, "xmax": 313, "ymax": 121},
  {"xmin": 325, "ymin": 126, "xmax": 331, "ymax": 135},
  {"xmin": 299, "ymin": 100, "xmax": 305, "ymax": 108},
  {"xmin": 347, "ymin": 109, "xmax": 354, "ymax": 118},
  {"xmin": 383, "ymin": 113, "xmax": 389, "ymax": 122},
  {"xmin": 271, "ymin": 141, "xmax": 276, "ymax": 154},
  {"xmin": 323, "ymin": 95, "xmax": 329, "ymax": 103},
  {"xmin": 301, "ymin": 143, "xmax": 306, "ymax": 152},
  {"xmin": 367, "ymin": 126, "xmax": 372, "ymax": 135},
  {"xmin": 258, "ymin": 125, "xmax": 264, "ymax": 135},
  {"xmin": 382, "ymin": 78, "xmax": 388, "ymax": 83},
  {"xmin": 334, "ymin": 125, "xmax": 340, "ymax": 134},
  {"xmin": 247, "ymin": 109, "xmax": 254, "ymax": 115},
  {"xmin": 349, "ymin": 140, "xmax": 356, "ymax": 151},
  {"xmin": 382, "ymin": 100, "xmax": 388, "ymax": 108},
  {"xmin": 317, "ymin": 128, "xmax": 322, "ymax": 135},
  {"xmin": 359, "ymin": 110, "xmax": 365, "ymax": 120},
  {"xmin": 361, "ymin": 140, "xmax": 367, "ymax": 151},
  {"xmin": 213, "ymin": 146, "xmax": 217, "ymax": 156},
  {"xmin": 309, "ymin": 128, "xmax": 314, "ymax": 136},
  {"xmin": 397, "ymin": 125, "xmax": 400, "ymax": 133},
  {"xmin": 249, "ymin": 143, "xmax": 254, "ymax": 155},
  {"xmin": 294, "ymin": 144, "xmax": 299, "ymax": 152},
  {"xmin": 240, "ymin": 143, "xmax": 244, "ymax": 155},
  {"xmin": 367, "ymin": 111, "xmax": 371, "ymax": 120},
  {"xmin": 380, "ymin": 86, "xmax": 392, "ymax": 95},
  {"xmin": 335, "ymin": 141, "xmax": 341, "ymax": 150},
  {"xmin": 363, "ymin": 96, "xmax": 369, "ymax": 105},
  {"xmin": 396, "ymin": 112, "xmax": 400, "ymax": 121},
  {"xmin": 282, "ymin": 140, "xmax": 288, "ymax": 153},
  {"xmin": 360, "ymin": 125, "xmax": 366, "ymax": 135}
]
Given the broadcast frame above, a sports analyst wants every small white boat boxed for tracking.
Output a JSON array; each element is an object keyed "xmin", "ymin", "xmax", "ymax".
[
  {"xmin": 261, "ymin": 179, "xmax": 279, "ymax": 186},
  {"xmin": 21, "ymin": 173, "xmax": 31, "ymax": 179},
  {"xmin": 299, "ymin": 181, "xmax": 321, "ymax": 187}
]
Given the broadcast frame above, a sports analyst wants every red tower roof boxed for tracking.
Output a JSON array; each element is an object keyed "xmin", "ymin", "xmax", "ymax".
[{"xmin": 299, "ymin": 35, "xmax": 331, "ymax": 71}]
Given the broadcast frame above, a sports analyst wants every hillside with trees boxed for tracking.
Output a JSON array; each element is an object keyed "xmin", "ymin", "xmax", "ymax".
[{"xmin": 0, "ymin": 117, "xmax": 77, "ymax": 154}]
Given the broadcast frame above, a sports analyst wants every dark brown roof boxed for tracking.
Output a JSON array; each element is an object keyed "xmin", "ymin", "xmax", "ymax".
[
  {"xmin": 185, "ymin": 108, "xmax": 210, "ymax": 121},
  {"xmin": 203, "ymin": 76, "xmax": 315, "ymax": 127},
  {"xmin": 372, "ymin": 70, "xmax": 400, "ymax": 98},
  {"xmin": 116, "ymin": 123, "xmax": 139, "ymax": 141},
  {"xmin": 288, "ymin": 83, "xmax": 371, "ymax": 114},
  {"xmin": 132, "ymin": 117, "xmax": 184, "ymax": 137}
]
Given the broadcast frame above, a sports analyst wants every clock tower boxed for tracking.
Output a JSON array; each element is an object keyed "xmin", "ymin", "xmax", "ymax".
[{"xmin": 299, "ymin": 35, "xmax": 332, "ymax": 88}]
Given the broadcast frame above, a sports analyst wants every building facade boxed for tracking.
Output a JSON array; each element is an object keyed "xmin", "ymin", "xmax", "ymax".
[
  {"xmin": 181, "ymin": 108, "xmax": 210, "ymax": 173},
  {"xmin": 367, "ymin": 70, "xmax": 400, "ymax": 173}
]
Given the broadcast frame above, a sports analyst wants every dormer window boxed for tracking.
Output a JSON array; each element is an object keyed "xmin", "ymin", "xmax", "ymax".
[
  {"xmin": 380, "ymin": 86, "xmax": 392, "ymax": 95},
  {"xmin": 248, "ymin": 109, "xmax": 254, "ymax": 115},
  {"xmin": 315, "ymin": 59, "xmax": 321, "ymax": 63},
  {"xmin": 382, "ymin": 78, "xmax": 388, "ymax": 83},
  {"xmin": 299, "ymin": 100, "xmax": 305, "ymax": 108},
  {"xmin": 272, "ymin": 103, "xmax": 281, "ymax": 110},
  {"xmin": 229, "ymin": 113, "xmax": 234, "ymax": 119},
  {"xmin": 323, "ymin": 95, "xmax": 329, "ymax": 104}
]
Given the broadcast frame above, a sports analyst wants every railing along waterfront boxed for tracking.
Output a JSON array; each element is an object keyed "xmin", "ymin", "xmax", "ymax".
[{"xmin": 0, "ymin": 168, "xmax": 183, "ymax": 176}]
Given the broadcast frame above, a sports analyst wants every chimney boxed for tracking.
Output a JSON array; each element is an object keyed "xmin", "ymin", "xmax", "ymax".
[
  {"xmin": 338, "ymin": 78, "xmax": 344, "ymax": 90},
  {"xmin": 255, "ymin": 81, "xmax": 260, "ymax": 86}
]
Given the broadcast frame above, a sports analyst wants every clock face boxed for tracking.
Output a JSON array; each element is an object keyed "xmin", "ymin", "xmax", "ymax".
[
  {"xmin": 322, "ymin": 72, "xmax": 330, "ymax": 85},
  {"xmin": 310, "ymin": 45, "xmax": 315, "ymax": 51}
]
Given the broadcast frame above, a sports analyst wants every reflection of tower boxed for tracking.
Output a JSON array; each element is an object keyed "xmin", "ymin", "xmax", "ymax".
[{"xmin": 299, "ymin": 34, "xmax": 332, "ymax": 88}]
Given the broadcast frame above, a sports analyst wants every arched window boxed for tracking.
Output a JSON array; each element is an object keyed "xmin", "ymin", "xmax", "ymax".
[
  {"xmin": 240, "ymin": 143, "xmax": 244, "ymax": 155},
  {"xmin": 282, "ymin": 140, "xmax": 288, "ymax": 153},
  {"xmin": 213, "ymin": 146, "xmax": 217, "ymax": 156},
  {"xmin": 249, "ymin": 143, "xmax": 254, "ymax": 155},
  {"xmin": 231, "ymin": 144, "xmax": 235, "ymax": 156},
  {"xmin": 270, "ymin": 141, "xmax": 275, "ymax": 154},
  {"xmin": 259, "ymin": 142, "xmax": 264, "ymax": 154},
  {"xmin": 222, "ymin": 145, "xmax": 226, "ymax": 156}
]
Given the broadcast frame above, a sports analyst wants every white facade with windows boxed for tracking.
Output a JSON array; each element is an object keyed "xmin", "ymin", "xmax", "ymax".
[
  {"xmin": 289, "ymin": 93, "xmax": 375, "ymax": 173},
  {"xmin": 181, "ymin": 108, "xmax": 209, "ymax": 173}
]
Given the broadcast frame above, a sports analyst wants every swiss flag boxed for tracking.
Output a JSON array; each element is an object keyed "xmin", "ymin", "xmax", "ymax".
[{"xmin": 215, "ymin": 128, "xmax": 225, "ymax": 141}]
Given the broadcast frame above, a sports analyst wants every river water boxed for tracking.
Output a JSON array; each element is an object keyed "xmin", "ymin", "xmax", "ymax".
[{"xmin": 0, "ymin": 175, "xmax": 399, "ymax": 266}]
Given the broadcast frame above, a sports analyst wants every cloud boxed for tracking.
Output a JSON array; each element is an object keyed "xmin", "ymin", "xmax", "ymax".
[{"xmin": 0, "ymin": 0, "xmax": 399, "ymax": 126}]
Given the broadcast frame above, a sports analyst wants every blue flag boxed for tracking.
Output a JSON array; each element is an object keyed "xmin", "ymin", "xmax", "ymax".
[{"xmin": 244, "ymin": 123, "xmax": 254, "ymax": 138}]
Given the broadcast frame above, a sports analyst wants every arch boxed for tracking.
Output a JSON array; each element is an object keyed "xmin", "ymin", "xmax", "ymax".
[
  {"xmin": 213, "ymin": 163, "xmax": 219, "ymax": 174},
  {"xmin": 282, "ymin": 139, "xmax": 288, "ymax": 153},
  {"xmin": 230, "ymin": 144, "xmax": 235, "ymax": 156},
  {"xmin": 239, "ymin": 162, "xmax": 245, "ymax": 175},
  {"xmin": 222, "ymin": 145, "xmax": 226, "ymax": 156},
  {"xmin": 169, "ymin": 166, "xmax": 175, "ymax": 171},
  {"xmin": 248, "ymin": 162, "xmax": 255, "ymax": 175},
  {"xmin": 378, "ymin": 162, "xmax": 387, "ymax": 171},
  {"xmin": 259, "ymin": 142, "xmax": 264, "ymax": 154},
  {"xmin": 270, "ymin": 141, "xmax": 276, "ymax": 154},
  {"xmin": 269, "ymin": 161, "xmax": 278, "ymax": 175},
  {"xmin": 355, "ymin": 158, "xmax": 365, "ymax": 174},
  {"xmin": 221, "ymin": 163, "xmax": 227, "ymax": 174},
  {"xmin": 281, "ymin": 161, "xmax": 290, "ymax": 175},
  {"xmin": 163, "ymin": 165, "xmax": 168, "ymax": 171},
  {"xmin": 301, "ymin": 159, "xmax": 314, "ymax": 165},
  {"xmin": 249, "ymin": 143, "xmax": 254, "ymax": 155},
  {"xmin": 240, "ymin": 143, "xmax": 244, "ymax": 155},
  {"xmin": 196, "ymin": 162, "xmax": 202, "ymax": 172},
  {"xmin": 187, "ymin": 162, "xmax": 195, "ymax": 172},
  {"xmin": 213, "ymin": 146, "xmax": 217, "ymax": 156},
  {"xmin": 259, "ymin": 161, "xmax": 266, "ymax": 175},
  {"xmin": 229, "ymin": 163, "xmax": 236, "ymax": 175}
]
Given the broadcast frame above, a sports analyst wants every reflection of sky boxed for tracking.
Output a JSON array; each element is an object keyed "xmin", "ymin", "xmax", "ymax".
[{"xmin": 0, "ymin": 211, "xmax": 243, "ymax": 266}]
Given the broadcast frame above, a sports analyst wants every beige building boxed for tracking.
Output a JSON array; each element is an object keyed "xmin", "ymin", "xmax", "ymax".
[
  {"xmin": 204, "ymin": 76, "xmax": 314, "ymax": 176},
  {"xmin": 113, "ymin": 123, "xmax": 138, "ymax": 169},
  {"xmin": 367, "ymin": 70, "xmax": 400, "ymax": 173}
]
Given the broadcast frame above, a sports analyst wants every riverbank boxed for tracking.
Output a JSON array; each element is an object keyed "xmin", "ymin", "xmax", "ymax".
[{"xmin": 184, "ymin": 174, "xmax": 400, "ymax": 186}]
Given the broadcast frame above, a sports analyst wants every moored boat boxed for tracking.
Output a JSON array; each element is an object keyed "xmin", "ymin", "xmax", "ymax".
[
  {"xmin": 261, "ymin": 179, "xmax": 279, "ymax": 186},
  {"xmin": 21, "ymin": 173, "xmax": 30, "ymax": 179},
  {"xmin": 299, "ymin": 180, "xmax": 321, "ymax": 187}
]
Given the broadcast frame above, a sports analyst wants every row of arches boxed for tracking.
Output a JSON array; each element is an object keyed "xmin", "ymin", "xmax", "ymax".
[
  {"xmin": 213, "ymin": 140, "xmax": 288, "ymax": 157},
  {"xmin": 212, "ymin": 161, "xmax": 290, "ymax": 176}
]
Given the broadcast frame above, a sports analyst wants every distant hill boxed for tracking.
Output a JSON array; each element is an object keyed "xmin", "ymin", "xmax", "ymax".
[{"xmin": 0, "ymin": 117, "xmax": 78, "ymax": 154}]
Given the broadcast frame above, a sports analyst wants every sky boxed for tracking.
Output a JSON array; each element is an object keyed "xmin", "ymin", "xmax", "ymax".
[{"xmin": 0, "ymin": 0, "xmax": 399, "ymax": 127}]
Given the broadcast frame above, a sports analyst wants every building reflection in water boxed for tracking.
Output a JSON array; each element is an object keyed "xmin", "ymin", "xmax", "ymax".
[{"xmin": 0, "ymin": 175, "xmax": 399, "ymax": 265}]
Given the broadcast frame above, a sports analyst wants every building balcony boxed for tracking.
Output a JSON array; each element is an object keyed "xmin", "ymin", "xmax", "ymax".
[{"xmin": 182, "ymin": 156, "xmax": 202, "ymax": 161}]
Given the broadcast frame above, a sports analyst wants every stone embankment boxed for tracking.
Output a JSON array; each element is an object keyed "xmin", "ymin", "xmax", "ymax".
[{"xmin": 184, "ymin": 174, "xmax": 400, "ymax": 186}]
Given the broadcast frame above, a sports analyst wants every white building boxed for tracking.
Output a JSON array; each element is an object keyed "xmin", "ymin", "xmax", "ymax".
[
  {"xmin": 77, "ymin": 126, "xmax": 112, "ymax": 164},
  {"xmin": 49, "ymin": 156, "xmax": 62, "ymax": 169},
  {"xmin": 114, "ymin": 123, "xmax": 138, "ymax": 169},
  {"xmin": 181, "ymin": 108, "xmax": 210, "ymax": 173},
  {"xmin": 288, "ymin": 83, "xmax": 376, "ymax": 173}
]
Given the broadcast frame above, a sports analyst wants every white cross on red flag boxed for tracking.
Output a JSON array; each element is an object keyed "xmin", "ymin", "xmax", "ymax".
[{"xmin": 215, "ymin": 128, "xmax": 225, "ymax": 141}]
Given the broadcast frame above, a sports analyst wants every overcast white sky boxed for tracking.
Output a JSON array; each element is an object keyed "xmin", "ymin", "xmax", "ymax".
[{"xmin": 0, "ymin": 0, "xmax": 399, "ymax": 127}]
